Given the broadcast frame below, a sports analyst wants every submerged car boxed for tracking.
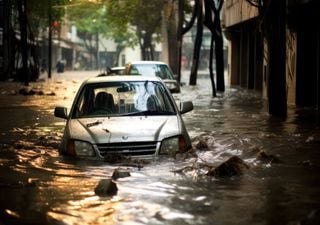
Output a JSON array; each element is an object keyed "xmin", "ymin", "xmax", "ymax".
[
  {"xmin": 54, "ymin": 75, "xmax": 193, "ymax": 159},
  {"xmin": 124, "ymin": 61, "xmax": 181, "ymax": 93}
]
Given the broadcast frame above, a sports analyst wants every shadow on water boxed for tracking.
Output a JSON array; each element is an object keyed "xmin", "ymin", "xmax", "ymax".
[{"xmin": 0, "ymin": 73, "xmax": 319, "ymax": 225}]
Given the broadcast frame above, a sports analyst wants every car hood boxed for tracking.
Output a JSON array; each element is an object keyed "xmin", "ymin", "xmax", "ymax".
[{"xmin": 68, "ymin": 116, "xmax": 181, "ymax": 144}]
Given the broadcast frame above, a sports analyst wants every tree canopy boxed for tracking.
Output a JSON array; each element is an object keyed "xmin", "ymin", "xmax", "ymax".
[
  {"xmin": 66, "ymin": 0, "xmax": 169, "ymax": 60},
  {"xmin": 20, "ymin": 0, "xmax": 68, "ymax": 36},
  {"xmin": 104, "ymin": 0, "xmax": 166, "ymax": 60}
]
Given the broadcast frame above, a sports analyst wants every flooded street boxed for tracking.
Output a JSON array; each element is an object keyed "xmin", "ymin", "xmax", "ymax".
[{"xmin": 0, "ymin": 71, "xmax": 320, "ymax": 225}]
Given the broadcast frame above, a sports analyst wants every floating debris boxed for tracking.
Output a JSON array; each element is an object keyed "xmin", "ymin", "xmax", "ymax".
[
  {"xmin": 104, "ymin": 153, "xmax": 127, "ymax": 164},
  {"xmin": 94, "ymin": 179, "xmax": 118, "ymax": 196},
  {"xmin": 207, "ymin": 156, "xmax": 249, "ymax": 177},
  {"xmin": 111, "ymin": 168, "xmax": 131, "ymax": 180},
  {"xmin": 195, "ymin": 139, "xmax": 209, "ymax": 150},
  {"xmin": 14, "ymin": 140, "xmax": 35, "ymax": 150},
  {"xmin": 17, "ymin": 87, "xmax": 56, "ymax": 96},
  {"xmin": 256, "ymin": 150, "xmax": 281, "ymax": 164}
]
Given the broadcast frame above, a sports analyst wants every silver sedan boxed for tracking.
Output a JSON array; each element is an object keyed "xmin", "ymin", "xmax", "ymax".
[{"xmin": 54, "ymin": 75, "xmax": 193, "ymax": 159}]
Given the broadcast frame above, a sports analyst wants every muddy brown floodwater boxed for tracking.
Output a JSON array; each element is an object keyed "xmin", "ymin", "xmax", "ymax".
[{"xmin": 0, "ymin": 71, "xmax": 319, "ymax": 225}]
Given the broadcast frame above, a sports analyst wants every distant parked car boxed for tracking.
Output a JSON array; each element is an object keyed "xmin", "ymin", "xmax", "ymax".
[
  {"xmin": 97, "ymin": 66, "xmax": 125, "ymax": 77},
  {"xmin": 54, "ymin": 75, "xmax": 193, "ymax": 159},
  {"xmin": 124, "ymin": 61, "xmax": 181, "ymax": 93},
  {"xmin": 107, "ymin": 66, "xmax": 125, "ymax": 75}
]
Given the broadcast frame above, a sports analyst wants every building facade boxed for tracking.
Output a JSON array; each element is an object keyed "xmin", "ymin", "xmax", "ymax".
[{"xmin": 223, "ymin": 0, "xmax": 320, "ymax": 110}]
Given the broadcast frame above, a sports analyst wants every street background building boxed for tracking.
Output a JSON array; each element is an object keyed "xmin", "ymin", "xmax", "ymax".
[{"xmin": 223, "ymin": 0, "xmax": 320, "ymax": 110}]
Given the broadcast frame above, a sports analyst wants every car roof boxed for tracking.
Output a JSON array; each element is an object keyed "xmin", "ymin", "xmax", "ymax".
[
  {"xmin": 84, "ymin": 75, "xmax": 162, "ymax": 84},
  {"xmin": 127, "ymin": 61, "xmax": 167, "ymax": 65},
  {"xmin": 110, "ymin": 66, "xmax": 125, "ymax": 70}
]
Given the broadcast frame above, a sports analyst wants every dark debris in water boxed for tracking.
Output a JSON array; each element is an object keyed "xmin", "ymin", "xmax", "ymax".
[
  {"xmin": 256, "ymin": 150, "xmax": 282, "ymax": 164},
  {"xmin": 103, "ymin": 153, "xmax": 149, "ymax": 169},
  {"xmin": 94, "ymin": 179, "xmax": 118, "ymax": 197},
  {"xmin": 172, "ymin": 156, "xmax": 250, "ymax": 178},
  {"xmin": 111, "ymin": 168, "xmax": 131, "ymax": 180},
  {"xmin": 207, "ymin": 156, "xmax": 250, "ymax": 177},
  {"xmin": 14, "ymin": 140, "xmax": 36, "ymax": 150},
  {"xmin": 16, "ymin": 87, "xmax": 56, "ymax": 96},
  {"xmin": 191, "ymin": 136, "xmax": 211, "ymax": 151},
  {"xmin": 195, "ymin": 139, "xmax": 209, "ymax": 150}
]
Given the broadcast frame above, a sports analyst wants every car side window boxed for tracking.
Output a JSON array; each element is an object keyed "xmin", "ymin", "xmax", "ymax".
[
  {"xmin": 159, "ymin": 65, "xmax": 174, "ymax": 79},
  {"xmin": 130, "ymin": 66, "xmax": 140, "ymax": 75},
  {"xmin": 154, "ymin": 84, "xmax": 175, "ymax": 112}
]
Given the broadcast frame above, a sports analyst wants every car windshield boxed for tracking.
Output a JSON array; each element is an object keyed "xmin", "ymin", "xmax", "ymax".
[
  {"xmin": 129, "ymin": 64, "xmax": 174, "ymax": 80},
  {"xmin": 72, "ymin": 81, "xmax": 177, "ymax": 118}
]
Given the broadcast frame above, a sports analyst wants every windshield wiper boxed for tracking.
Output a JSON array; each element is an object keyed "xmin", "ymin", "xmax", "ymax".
[{"xmin": 126, "ymin": 110, "xmax": 176, "ymax": 116}]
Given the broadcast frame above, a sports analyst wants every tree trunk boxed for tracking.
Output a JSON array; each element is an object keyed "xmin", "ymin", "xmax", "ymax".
[
  {"xmin": 176, "ymin": 0, "xmax": 184, "ymax": 83},
  {"xmin": 144, "ymin": 35, "xmax": 151, "ymax": 60},
  {"xmin": 266, "ymin": 0, "xmax": 287, "ymax": 116},
  {"xmin": 18, "ymin": 0, "xmax": 29, "ymax": 86},
  {"xmin": 209, "ymin": 35, "xmax": 217, "ymax": 97},
  {"xmin": 164, "ymin": 1, "xmax": 179, "ymax": 78},
  {"xmin": 203, "ymin": 0, "xmax": 216, "ymax": 96},
  {"xmin": 208, "ymin": 0, "xmax": 225, "ymax": 92},
  {"xmin": 48, "ymin": 0, "xmax": 52, "ymax": 78},
  {"xmin": 150, "ymin": 42, "xmax": 155, "ymax": 60},
  {"xmin": 139, "ymin": 31, "xmax": 154, "ymax": 60},
  {"xmin": 189, "ymin": 0, "xmax": 203, "ymax": 85},
  {"xmin": 1, "ymin": 0, "xmax": 12, "ymax": 81},
  {"xmin": 95, "ymin": 32, "xmax": 99, "ymax": 69},
  {"xmin": 214, "ymin": 19, "xmax": 225, "ymax": 92},
  {"xmin": 177, "ymin": 0, "xmax": 199, "ymax": 83}
]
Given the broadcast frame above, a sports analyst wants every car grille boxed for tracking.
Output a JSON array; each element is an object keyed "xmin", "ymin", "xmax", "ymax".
[{"xmin": 96, "ymin": 141, "xmax": 158, "ymax": 156}]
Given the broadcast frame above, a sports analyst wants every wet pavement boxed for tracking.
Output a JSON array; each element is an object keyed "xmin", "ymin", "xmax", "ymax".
[{"xmin": 0, "ymin": 70, "xmax": 320, "ymax": 225}]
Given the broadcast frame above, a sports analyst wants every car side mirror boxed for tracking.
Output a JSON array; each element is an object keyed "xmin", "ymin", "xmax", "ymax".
[
  {"xmin": 180, "ymin": 101, "xmax": 193, "ymax": 114},
  {"xmin": 54, "ymin": 106, "xmax": 68, "ymax": 119},
  {"xmin": 170, "ymin": 87, "xmax": 180, "ymax": 94}
]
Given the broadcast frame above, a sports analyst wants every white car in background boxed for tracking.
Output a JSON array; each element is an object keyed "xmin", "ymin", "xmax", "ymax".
[
  {"xmin": 54, "ymin": 75, "xmax": 193, "ymax": 159},
  {"xmin": 124, "ymin": 61, "xmax": 181, "ymax": 93}
]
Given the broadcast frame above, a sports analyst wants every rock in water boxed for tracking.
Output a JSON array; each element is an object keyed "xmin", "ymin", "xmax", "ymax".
[
  {"xmin": 207, "ymin": 156, "xmax": 249, "ymax": 177},
  {"xmin": 256, "ymin": 150, "xmax": 281, "ymax": 163},
  {"xmin": 195, "ymin": 139, "xmax": 209, "ymax": 150},
  {"xmin": 112, "ymin": 168, "xmax": 130, "ymax": 180},
  {"xmin": 94, "ymin": 179, "xmax": 118, "ymax": 196}
]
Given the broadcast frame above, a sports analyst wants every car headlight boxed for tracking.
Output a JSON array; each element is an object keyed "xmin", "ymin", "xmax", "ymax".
[
  {"xmin": 67, "ymin": 140, "xmax": 95, "ymax": 157},
  {"xmin": 160, "ymin": 136, "xmax": 188, "ymax": 155}
]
